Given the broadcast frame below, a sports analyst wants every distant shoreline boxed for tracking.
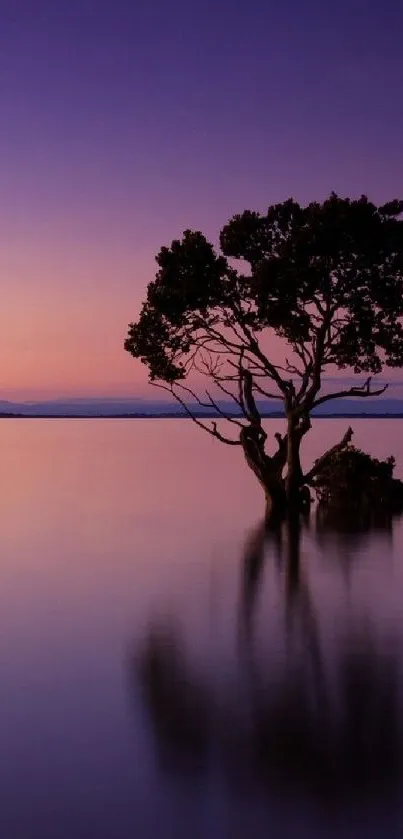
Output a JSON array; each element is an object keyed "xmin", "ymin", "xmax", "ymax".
[{"xmin": 0, "ymin": 413, "xmax": 402, "ymax": 420}]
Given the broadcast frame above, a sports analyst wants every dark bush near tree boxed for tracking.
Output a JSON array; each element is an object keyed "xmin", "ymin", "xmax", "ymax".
[{"xmin": 312, "ymin": 444, "xmax": 403, "ymax": 517}]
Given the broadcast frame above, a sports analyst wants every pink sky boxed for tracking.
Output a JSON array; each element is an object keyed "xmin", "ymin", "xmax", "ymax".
[
  {"xmin": 1, "ymin": 2, "xmax": 402, "ymax": 401},
  {"xmin": 0, "ymin": 233, "xmax": 154, "ymax": 400},
  {"xmin": 2, "ymin": 230, "xmax": 403, "ymax": 403}
]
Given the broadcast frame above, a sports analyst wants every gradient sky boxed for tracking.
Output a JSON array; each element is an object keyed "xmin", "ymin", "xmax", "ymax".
[{"xmin": 1, "ymin": 0, "xmax": 402, "ymax": 400}]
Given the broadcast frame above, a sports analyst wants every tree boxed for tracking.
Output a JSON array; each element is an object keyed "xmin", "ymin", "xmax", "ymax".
[{"xmin": 125, "ymin": 194, "xmax": 403, "ymax": 517}]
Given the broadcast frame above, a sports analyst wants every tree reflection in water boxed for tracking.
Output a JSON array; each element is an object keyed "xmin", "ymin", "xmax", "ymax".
[{"xmin": 130, "ymin": 513, "xmax": 403, "ymax": 817}]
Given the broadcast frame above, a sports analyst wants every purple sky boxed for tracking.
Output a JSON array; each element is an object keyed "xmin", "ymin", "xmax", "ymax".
[{"xmin": 1, "ymin": 0, "xmax": 402, "ymax": 399}]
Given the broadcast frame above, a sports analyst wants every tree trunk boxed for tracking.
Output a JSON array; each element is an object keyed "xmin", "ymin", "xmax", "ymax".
[
  {"xmin": 285, "ymin": 415, "xmax": 304, "ymax": 510},
  {"xmin": 240, "ymin": 418, "xmax": 310, "ymax": 521},
  {"xmin": 240, "ymin": 426, "xmax": 287, "ymax": 523},
  {"xmin": 263, "ymin": 482, "xmax": 288, "ymax": 524}
]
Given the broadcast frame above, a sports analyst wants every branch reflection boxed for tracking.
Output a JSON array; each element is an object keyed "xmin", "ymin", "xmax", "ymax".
[{"xmin": 131, "ymin": 513, "xmax": 403, "ymax": 816}]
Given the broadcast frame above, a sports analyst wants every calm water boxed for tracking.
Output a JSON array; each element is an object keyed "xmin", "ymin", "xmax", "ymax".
[{"xmin": 1, "ymin": 418, "xmax": 403, "ymax": 838}]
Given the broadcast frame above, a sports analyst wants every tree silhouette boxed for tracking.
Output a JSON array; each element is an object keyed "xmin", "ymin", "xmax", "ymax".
[{"xmin": 125, "ymin": 195, "xmax": 403, "ymax": 516}]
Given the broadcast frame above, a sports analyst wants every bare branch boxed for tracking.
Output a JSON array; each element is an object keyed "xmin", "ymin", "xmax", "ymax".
[
  {"xmin": 293, "ymin": 341, "xmax": 313, "ymax": 367},
  {"xmin": 312, "ymin": 377, "xmax": 388, "ymax": 409},
  {"xmin": 200, "ymin": 323, "xmax": 245, "ymax": 353},
  {"xmin": 205, "ymin": 389, "xmax": 245, "ymax": 427},
  {"xmin": 227, "ymin": 313, "xmax": 290, "ymax": 395},
  {"xmin": 242, "ymin": 369, "xmax": 263, "ymax": 426},
  {"xmin": 213, "ymin": 379, "xmax": 248, "ymax": 417},
  {"xmin": 175, "ymin": 382, "xmax": 244, "ymax": 428},
  {"xmin": 284, "ymin": 357, "xmax": 304, "ymax": 377},
  {"xmin": 227, "ymin": 357, "xmax": 270, "ymax": 380},
  {"xmin": 252, "ymin": 380, "xmax": 285, "ymax": 401},
  {"xmin": 296, "ymin": 360, "xmax": 313, "ymax": 403},
  {"xmin": 151, "ymin": 383, "xmax": 242, "ymax": 445},
  {"xmin": 304, "ymin": 426, "xmax": 353, "ymax": 484},
  {"xmin": 237, "ymin": 351, "xmax": 248, "ymax": 418},
  {"xmin": 304, "ymin": 294, "xmax": 337, "ymax": 406}
]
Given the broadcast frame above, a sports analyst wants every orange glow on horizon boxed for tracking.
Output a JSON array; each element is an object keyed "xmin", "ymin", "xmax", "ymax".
[{"xmin": 0, "ymin": 240, "xmax": 155, "ymax": 400}]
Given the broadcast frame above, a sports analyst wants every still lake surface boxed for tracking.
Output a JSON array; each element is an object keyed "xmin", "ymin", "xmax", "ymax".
[{"xmin": 1, "ymin": 418, "xmax": 403, "ymax": 838}]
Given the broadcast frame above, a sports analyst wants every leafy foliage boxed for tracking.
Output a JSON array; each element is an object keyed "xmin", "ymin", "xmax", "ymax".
[
  {"xmin": 312, "ymin": 445, "xmax": 403, "ymax": 514},
  {"xmin": 126, "ymin": 195, "xmax": 403, "ymax": 396}
]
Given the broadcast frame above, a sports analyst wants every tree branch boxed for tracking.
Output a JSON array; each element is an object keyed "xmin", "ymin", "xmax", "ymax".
[
  {"xmin": 212, "ymin": 378, "xmax": 248, "ymax": 417},
  {"xmin": 312, "ymin": 377, "xmax": 388, "ymax": 409},
  {"xmin": 293, "ymin": 340, "xmax": 314, "ymax": 367},
  {"xmin": 304, "ymin": 294, "xmax": 336, "ymax": 407},
  {"xmin": 242, "ymin": 369, "xmax": 262, "ymax": 425},
  {"xmin": 152, "ymin": 383, "xmax": 242, "ymax": 444},
  {"xmin": 176, "ymin": 382, "xmax": 244, "ymax": 427},
  {"xmin": 205, "ymin": 388, "xmax": 245, "ymax": 427},
  {"xmin": 252, "ymin": 380, "xmax": 285, "ymax": 401},
  {"xmin": 227, "ymin": 312, "xmax": 290, "ymax": 395}
]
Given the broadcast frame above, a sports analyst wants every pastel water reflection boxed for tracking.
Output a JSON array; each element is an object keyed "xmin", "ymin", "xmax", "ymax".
[{"xmin": 1, "ymin": 419, "xmax": 403, "ymax": 838}]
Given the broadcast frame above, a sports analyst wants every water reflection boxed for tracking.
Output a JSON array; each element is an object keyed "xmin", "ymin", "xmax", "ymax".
[
  {"xmin": 131, "ymin": 514, "xmax": 403, "ymax": 823},
  {"xmin": 315, "ymin": 503, "xmax": 395, "ymax": 545}
]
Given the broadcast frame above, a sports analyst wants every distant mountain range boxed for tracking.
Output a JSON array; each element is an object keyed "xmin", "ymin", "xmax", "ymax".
[{"xmin": 0, "ymin": 396, "xmax": 403, "ymax": 417}]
